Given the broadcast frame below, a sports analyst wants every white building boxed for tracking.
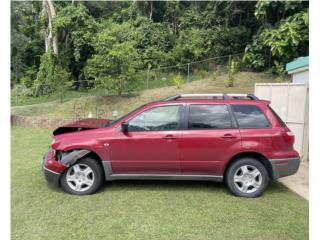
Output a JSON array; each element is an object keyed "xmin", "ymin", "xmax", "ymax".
[{"xmin": 286, "ymin": 56, "xmax": 309, "ymax": 84}]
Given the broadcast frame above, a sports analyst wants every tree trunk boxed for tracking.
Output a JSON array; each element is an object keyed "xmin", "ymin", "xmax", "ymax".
[
  {"xmin": 42, "ymin": 0, "xmax": 49, "ymax": 52},
  {"xmin": 44, "ymin": 30, "xmax": 49, "ymax": 52},
  {"xmin": 149, "ymin": 1, "xmax": 153, "ymax": 20},
  {"xmin": 43, "ymin": 0, "xmax": 58, "ymax": 55}
]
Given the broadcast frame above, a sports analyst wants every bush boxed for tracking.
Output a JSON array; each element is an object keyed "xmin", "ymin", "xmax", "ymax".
[
  {"xmin": 54, "ymin": 65, "xmax": 72, "ymax": 102},
  {"xmin": 274, "ymin": 61, "xmax": 286, "ymax": 83},
  {"xmin": 173, "ymin": 74, "xmax": 185, "ymax": 89},
  {"xmin": 199, "ymin": 70, "xmax": 207, "ymax": 79},
  {"xmin": 225, "ymin": 58, "xmax": 240, "ymax": 87},
  {"xmin": 11, "ymin": 84, "xmax": 34, "ymax": 105},
  {"xmin": 20, "ymin": 66, "xmax": 37, "ymax": 88},
  {"xmin": 211, "ymin": 71, "xmax": 217, "ymax": 81}
]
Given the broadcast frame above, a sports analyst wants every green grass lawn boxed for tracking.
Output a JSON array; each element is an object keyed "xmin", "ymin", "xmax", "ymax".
[
  {"xmin": 11, "ymin": 71, "xmax": 279, "ymax": 120},
  {"xmin": 11, "ymin": 126, "xmax": 308, "ymax": 240}
]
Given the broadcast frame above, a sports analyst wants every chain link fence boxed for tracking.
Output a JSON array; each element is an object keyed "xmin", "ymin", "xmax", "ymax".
[
  {"xmin": 12, "ymin": 53, "xmax": 245, "ymax": 108},
  {"xmin": 136, "ymin": 53, "xmax": 244, "ymax": 90}
]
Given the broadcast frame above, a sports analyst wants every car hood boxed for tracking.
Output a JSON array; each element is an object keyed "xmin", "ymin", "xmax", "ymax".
[{"xmin": 53, "ymin": 118, "xmax": 111, "ymax": 136}]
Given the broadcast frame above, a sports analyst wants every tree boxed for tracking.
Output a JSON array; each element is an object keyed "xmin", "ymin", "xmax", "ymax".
[
  {"xmin": 52, "ymin": 3, "xmax": 99, "ymax": 88},
  {"xmin": 134, "ymin": 17, "xmax": 174, "ymax": 68},
  {"xmin": 85, "ymin": 42, "xmax": 141, "ymax": 96},
  {"xmin": 84, "ymin": 23, "xmax": 142, "ymax": 95},
  {"xmin": 172, "ymin": 28, "xmax": 211, "ymax": 63},
  {"xmin": 10, "ymin": 0, "xmax": 309, "ymax": 95},
  {"xmin": 263, "ymin": 11, "xmax": 308, "ymax": 61},
  {"xmin": 163, "ymin": 1, "xmax": 181, "ymax": 35},
  {"xmin": 34, "ymin": 50, "xmax": 71, "ymax": 98},
  {"xmin": 244, "ymin": 10, "xmax": 309, "ymax": 70},
  {"xmin": 11, "ymin": 1, "xmax": 43, "ymax": 85},
  {"xmin": 42, "ymin": 0, "xmax": 58, "ymax": 55}
]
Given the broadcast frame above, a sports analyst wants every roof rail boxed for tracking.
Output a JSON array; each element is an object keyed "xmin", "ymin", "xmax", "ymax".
[
  {"xmin": 227, "ymin": 94, "xmax": 259, "ymax": 100},
  {"xmin": 162, "ymin": 93, "xmax": 259, "ymax": 101}
]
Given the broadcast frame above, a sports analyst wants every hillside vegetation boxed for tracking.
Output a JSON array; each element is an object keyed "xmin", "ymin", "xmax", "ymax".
[
  {"xmin": 11, "ymin": 1, "xmax": 308, "ymax": 100},
  {"xmin": 11, "ymin": 71, "xmax": 277, "ymax": 120}
]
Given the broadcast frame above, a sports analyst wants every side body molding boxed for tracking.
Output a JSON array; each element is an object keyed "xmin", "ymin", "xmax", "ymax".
[{"xmin": 101, "ymin": 161, "xmax": 223, "ymax": 182}]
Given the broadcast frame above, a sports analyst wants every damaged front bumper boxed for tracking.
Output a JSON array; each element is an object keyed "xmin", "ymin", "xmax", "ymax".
[
  {"xmin": 42, "ymin": 150, "xmax": 65, "ymax": 187},
  {"xmin": 42, "ymin": 149, "xmax": 90, "ymax": 187},
  {"xmin": 42, "ymin": 166, "xmax": 61, "ymax": 187}
]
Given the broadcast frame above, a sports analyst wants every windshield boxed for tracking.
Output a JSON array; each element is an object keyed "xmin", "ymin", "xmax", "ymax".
[{"xmin": 103, "ymin": 104, "xmax": 148, "ymax": 127}]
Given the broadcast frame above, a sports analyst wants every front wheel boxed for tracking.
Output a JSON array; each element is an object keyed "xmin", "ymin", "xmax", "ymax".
[
  {"xmin": 60, "ymin": 157, "xmax": 104, "ymax": 195},
  {"xmin": 225, "ymin": 158, "xmax": 269, "ymax": 198}
]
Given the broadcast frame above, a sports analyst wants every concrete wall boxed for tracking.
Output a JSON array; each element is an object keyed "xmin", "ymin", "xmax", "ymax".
[{"xmin": 255, "ymin": 83, "xmax": 309, "ymax": 161}]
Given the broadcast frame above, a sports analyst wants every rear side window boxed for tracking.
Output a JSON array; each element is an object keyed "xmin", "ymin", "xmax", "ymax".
[
  {"xmin": 188, "ymin": 105, "xmax": 233, "ymax": 129},
  {"xmin": 231, "ymin": 105, "xmax": 270, "ymax": 128},
  {"xmin": 268, "ymin": 106, "xmax": 287, "ymax": 128}
]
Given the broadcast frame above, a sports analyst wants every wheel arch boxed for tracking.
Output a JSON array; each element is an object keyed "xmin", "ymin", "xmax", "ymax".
[
  {"xmin": 223, "ymin": 152, "xmax": 274, "ymax": 179},
  {"xmin": 59, "ymin": 148, "xmax": 104, "ymax": 168}
]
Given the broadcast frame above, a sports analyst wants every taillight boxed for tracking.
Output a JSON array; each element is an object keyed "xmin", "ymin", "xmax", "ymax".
[{"xmin": 281, "ymin": 129, "xmax": 295, "ymax": 144}]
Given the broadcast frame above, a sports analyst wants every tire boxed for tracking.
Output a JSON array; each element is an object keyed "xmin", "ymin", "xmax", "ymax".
[
  {"xmin": 225, "ymin": 158, "xmax": 269, "ymax": 198},
  {"xmin": 60, "ymin": 157, "xmax": 104, "ymax": 195}
]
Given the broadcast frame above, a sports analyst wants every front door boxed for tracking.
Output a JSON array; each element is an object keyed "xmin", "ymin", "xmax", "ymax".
[
  {"xmin": 109, "ymin": 105, "xmax": 183, "ymax": 174},
  {"xmin": 180, "ymin": 104, "xmax": 241, "ymax": 176}
]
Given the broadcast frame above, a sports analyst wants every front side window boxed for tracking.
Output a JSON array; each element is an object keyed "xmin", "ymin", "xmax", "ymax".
[
  {"xmin": 231, "ymin": 105, "xmax": 270, "ymax": 128},
  {"xmin": 128, "ymin": 105, "xmax": 181, "ymax": 131},
  {"xmin": 188, "ymin": 104, "xmax": 233, "ymax": 129}
]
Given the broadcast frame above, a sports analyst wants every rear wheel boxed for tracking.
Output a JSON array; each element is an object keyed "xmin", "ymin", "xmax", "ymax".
[
  {"xmin": 225, "ymin": 158, "xmax": 269, "ymax": 198},
  {"xmin": 60, "ymin": 157, "xmax": 104, "ymax": 195}
]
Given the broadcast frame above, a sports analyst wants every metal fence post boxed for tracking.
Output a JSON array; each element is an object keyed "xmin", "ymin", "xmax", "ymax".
[
  {"xmin": 16, "ymin": 90, "xmax": 18, "ymax": 105},
  {"xmin": 187, "ymin": 63, "xmax": 190, "ymax": 82},
  {"xmin": 146, "ymin": 69, "xmax": 149, "ymax": 89}
]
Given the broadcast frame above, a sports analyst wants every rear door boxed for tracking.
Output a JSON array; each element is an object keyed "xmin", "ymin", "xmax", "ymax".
[
  {"xmin": 180, "ymin": 104, "xmax": 241, "ymax": 176},
  {"xmin": 230, "ymin": 104, "xmax": 273, "ymax": 154}
]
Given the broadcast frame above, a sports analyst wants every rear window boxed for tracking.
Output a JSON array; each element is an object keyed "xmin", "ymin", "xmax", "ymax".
[
  {"xmin": 188, "ymin": 105, "xmax": 233, "ymax": 129},
  {"xmin": 231, "ymin": 105, "xmax": 270, "ymax": 129}
]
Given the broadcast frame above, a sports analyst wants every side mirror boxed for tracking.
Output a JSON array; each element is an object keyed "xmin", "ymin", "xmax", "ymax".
[{"xmin": 121, "ymin": 122, "xmax": 129, "ymax": 133}]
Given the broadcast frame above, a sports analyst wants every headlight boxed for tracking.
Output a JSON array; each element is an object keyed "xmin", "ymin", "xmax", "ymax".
[{"xmin": 51, "ymin": 138, "xmax": 59, "ymax": 149}]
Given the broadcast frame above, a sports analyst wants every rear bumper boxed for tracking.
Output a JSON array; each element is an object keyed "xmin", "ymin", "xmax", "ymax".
[{"xmin": 270, "ymin": 157, "xmax": 300, "ymax": 179}]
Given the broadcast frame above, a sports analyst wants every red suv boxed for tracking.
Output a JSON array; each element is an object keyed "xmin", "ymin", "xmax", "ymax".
[{"xmin": 42, "ymin": 93, "xmax": 300, "ymax": 197}]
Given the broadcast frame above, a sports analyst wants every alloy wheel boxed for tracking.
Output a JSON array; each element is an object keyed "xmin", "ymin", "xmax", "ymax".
[
  {"xmin": 233, "ymin": 165, "xmax": 262, "ymax": 194},
  {"xmin": 66, "ymin": 163, "xmax": 95, "ymax": 192}
]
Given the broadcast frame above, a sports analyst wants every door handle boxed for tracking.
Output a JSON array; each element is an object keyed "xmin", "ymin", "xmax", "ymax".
[
  {"xmin": 163, "ymin": 134, "xmax": 176, "ymax": 140},
  {"xmin": 221, "ymin": 134, "xmax": 237, "ymax": 140}
]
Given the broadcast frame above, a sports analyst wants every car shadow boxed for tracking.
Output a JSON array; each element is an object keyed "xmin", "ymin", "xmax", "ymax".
[
  {"xmin": 98, "ymin": 179, "xmax": 290, "ymax": 196},
  {"xmin": 100, "ymin": 179, "xmax": 227, "ymax": 195}
]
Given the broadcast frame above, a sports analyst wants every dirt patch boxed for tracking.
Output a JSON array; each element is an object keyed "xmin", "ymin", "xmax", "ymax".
[{"xmin": 11, "ymin": 115, "xmax": 73, "ymax": 129}]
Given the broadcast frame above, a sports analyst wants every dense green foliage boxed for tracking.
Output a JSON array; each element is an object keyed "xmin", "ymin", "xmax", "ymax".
[
  {"xmin": 244, "ymin": 1, "xmax": 309, "ymax": 71},
  {"xmin": 11, "ymin": 1, "xmax": 308, "ymax": 97}
]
